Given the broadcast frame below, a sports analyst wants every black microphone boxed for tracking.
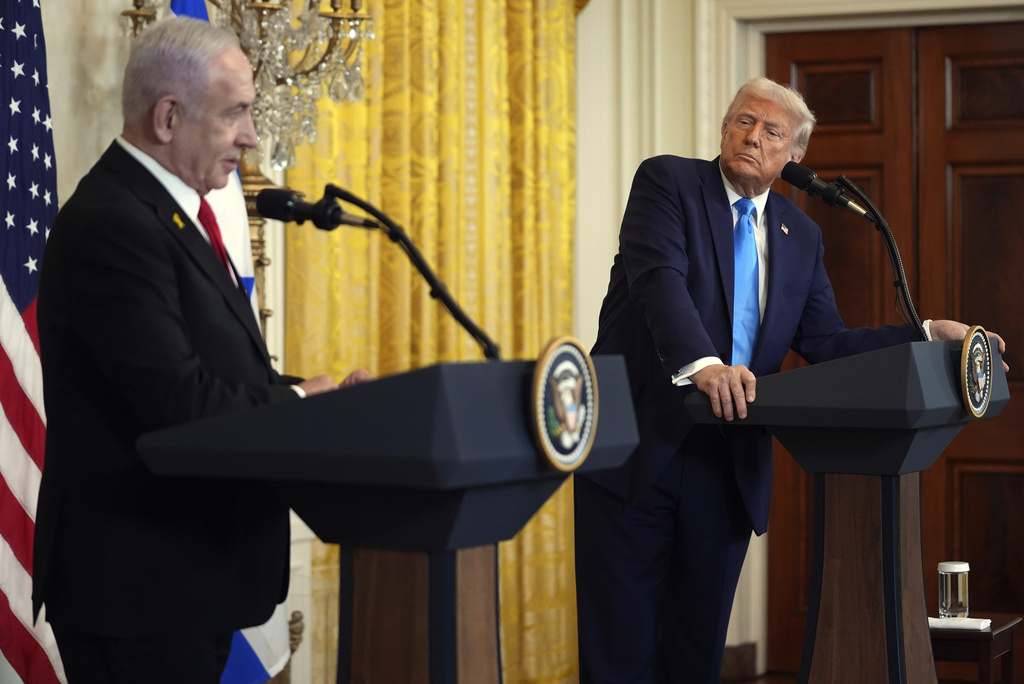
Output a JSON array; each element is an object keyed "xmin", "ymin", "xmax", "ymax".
[
  {"xmin": 781, "ymin": 162, "xmax": 874, "ymax": 222},
  {"xmin": 255, "ymin": 188, "xmax": 379, "ymax": 229}
]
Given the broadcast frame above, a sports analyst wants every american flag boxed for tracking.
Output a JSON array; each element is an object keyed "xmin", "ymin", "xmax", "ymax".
[{"xmin": 0, "ymin": 1, "xmax": 64, "ymax": 682}]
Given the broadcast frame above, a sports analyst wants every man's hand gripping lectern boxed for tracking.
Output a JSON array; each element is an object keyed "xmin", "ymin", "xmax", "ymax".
[{"xmin": 138, "ymin": 356, "xmax": 639, "ymax": 684}]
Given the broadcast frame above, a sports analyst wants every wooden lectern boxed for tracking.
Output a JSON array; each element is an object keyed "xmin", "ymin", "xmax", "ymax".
[
  {"xmin": 686, "ymin": 340, "xmax": 1009, "ymax": 684},
  {"xmin": 138, "ymin": 356, "xmax": 639, "ymax": 684}
]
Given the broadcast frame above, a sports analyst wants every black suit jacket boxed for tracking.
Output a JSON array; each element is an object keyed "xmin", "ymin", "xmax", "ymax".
[
  {"xmin": 33, "ymin": 142, "xmax": 300, "ymax": 637},
  {"xmin": 585, "ymin": 156, "xmax": 917, "ymax": 533}
]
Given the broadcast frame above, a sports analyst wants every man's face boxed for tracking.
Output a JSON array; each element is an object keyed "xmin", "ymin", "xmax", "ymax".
[
  {"xmin": 170, "ymin": 46, "xmax": 257, "ymax": 196},
  {"xmin": 719, "ymin": 96, "xmax": 801, "ymax": 197}
]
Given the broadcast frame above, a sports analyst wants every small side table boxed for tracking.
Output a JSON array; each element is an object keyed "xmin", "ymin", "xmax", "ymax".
[{"xmin": 930, "ymin": 615, "xmax": 1021, "ymax": 684}]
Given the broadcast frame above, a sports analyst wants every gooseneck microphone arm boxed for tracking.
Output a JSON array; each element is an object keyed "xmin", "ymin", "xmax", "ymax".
[
  {"xmin": 781, "ymin": 162, "xmax": 927, "ymax": 342},
  {"xmin": 324, "ymin": 184, "xmax": 502, "ymax": 361},
  {"xmin": 830, "ymin": 174, "xmax": 927, "ymax": 341}
]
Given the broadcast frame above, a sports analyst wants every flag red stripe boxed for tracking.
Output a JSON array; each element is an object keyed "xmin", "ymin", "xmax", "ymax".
[
  {"xmin": 0, "ymin": 347, "xmax": 46, "ymax": 471},
  {"xmin": 0, "ymin": 589, "xmax": 61, "ymax": 684},
  {"xmin": 22, "ymin": 300, "xmax": 41, "ymax": 357},
  {"xmin": 0, "ymin": 474, "xmax": 34, "ymax": 572}
]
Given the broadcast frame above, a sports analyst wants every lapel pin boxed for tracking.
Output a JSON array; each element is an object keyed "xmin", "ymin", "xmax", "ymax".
[
  {"xmin": 172, "ymin": 213, "xmax": 185, "ymax": 229},
  {"xmin": 781, "ymin": 223, "xmax": 789, "ymax": 235}
]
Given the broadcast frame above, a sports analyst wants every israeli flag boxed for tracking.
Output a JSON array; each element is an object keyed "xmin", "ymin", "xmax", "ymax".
[{"xmin": 169, "ymin": 5, "xmax": 290, "ymax": 683}]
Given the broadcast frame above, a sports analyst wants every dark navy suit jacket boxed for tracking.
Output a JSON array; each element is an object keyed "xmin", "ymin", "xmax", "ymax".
[
  {"xmin": 585, "ymin": 155, "xmax": 916, "ymax": 534},
  {"xmin": 33, "ymin": 142, "xmax": 301, "ymax": 637}
]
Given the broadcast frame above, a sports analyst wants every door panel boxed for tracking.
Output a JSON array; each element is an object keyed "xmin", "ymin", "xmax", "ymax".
[
  {"xmin": 917, "ymin": 22, "xmax": 1024, "ymax": 683},
  {"xmin": 765, "ymin": 22, "xmax": 1024, "ymax": 680},
  {"xmin": 765, "ymin": 27, "xmax": 914, "ymax": 674}
]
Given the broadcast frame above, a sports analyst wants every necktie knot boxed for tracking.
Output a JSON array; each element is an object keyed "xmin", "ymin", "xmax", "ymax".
[{"xmin": 734, "ymin": 197, "xmax": 756, "ymax": 227}]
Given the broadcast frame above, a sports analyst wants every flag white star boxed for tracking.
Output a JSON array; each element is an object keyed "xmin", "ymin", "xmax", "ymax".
[
  {"xmin": 12, "ymin": 22, "xmax": 27, "ymax": 40},
  {"xmin": 43, "ymin": 152, "xmax": 51, "ymax": 168},
  {"xmin": 43, "ymin": 189, "xmax": 51, "ymax": 205},
  {"xmin": 6, "ymin": 174, "xmax": 14, "ymax": 190},
  {"xmin": 42, "ymin": 114, "xmax": 51, "ymax": 131},
  {"xmin": 9, "ymin": 98, "xmax": 20, "ymax": 115},
  {"xmin": 24, "ymin": 256, "xmax": 38, "ymax": 274},
  {"xmin": 31, "ymin": 143, "xmax": 39, "ymax": 159},
  {"xmin": 28, "ymin": 182, "xmax": 39, "ymax": 199},
  {"xmin": 27, "ymin": 218, "xmax": 39, "ymax": 235},
  {"xmin": 4, "ymin": 213, "xmax": 14, "ymax": 229},
  {"xmin": 32, "ymin": 69, "xmax": 39, "ymax": 86},
  {"xmin": 7, "ymin": 136, "xmax": 17, "ymax": 153},
  {"xmin": 11, "ymin": 61, "xmax": 25, "ymax": 78}
]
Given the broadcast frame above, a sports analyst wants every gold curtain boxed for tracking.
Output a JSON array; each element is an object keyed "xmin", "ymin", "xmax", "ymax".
[{"xmin": 284, "ymin": 0, "xmax": 579, "ymax": 681}]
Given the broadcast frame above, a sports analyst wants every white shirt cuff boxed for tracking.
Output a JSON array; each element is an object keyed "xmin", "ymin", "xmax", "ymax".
[
  {"xmin": 671, "ymin": 356, "xmax": 722, "ymax": 386},
  {"xmin": 291, "ymin": 385, "xmax": 307, "ymax": 399}
]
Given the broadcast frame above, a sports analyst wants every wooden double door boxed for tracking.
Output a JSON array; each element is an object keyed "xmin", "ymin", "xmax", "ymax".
[{"xmin": 764, "ymin": 22, "xmax": 1024, "ymax": 681}]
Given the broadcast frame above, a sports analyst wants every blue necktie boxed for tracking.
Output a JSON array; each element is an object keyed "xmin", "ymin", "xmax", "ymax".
[{"xmin": 732, "ymin": 197, "xmax": 759, "ymax": 367}]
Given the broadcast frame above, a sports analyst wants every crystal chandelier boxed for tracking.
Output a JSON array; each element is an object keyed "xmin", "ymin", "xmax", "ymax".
[{"xmin": 121, "ymin": 0, "xmax": 374, "ymax": 170}]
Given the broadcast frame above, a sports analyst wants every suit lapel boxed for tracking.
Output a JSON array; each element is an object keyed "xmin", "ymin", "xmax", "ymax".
[
  {"xmin": 754, "ymin": 192, "xmax": 791, "ymax": 366},
  {"xmin": 698, "ymin": 158, "xmax": 737, "ymax": 320},
  {"xmin": 100, "ymin": 144, "xmax": 271, "ymax": 365}
]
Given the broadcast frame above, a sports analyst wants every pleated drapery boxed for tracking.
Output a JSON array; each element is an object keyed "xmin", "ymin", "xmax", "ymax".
[{"xmin": 284, "ymin": 1, "xmax": 581, "ymax": 681}]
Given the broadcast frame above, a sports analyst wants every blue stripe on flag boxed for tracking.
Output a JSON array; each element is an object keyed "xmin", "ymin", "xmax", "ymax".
[
  {"xmin": 240, "ymin": 275, "xmax": 255, "ymax": 301},
  {"xmin": 169, "ymin": 0, "xmax": 210, "ymax": 21},
  {"xmin": 221, "ymin": 632, "xmax": 271, "ymax": 684}
]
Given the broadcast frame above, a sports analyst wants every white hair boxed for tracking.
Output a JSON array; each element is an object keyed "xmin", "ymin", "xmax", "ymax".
[
  {"xmin": 121, "ymin": 17, "xmax": 240, "ymax": 124},
  {"xmin": 723, "ymin": 77, "xmax": 817, "ymax": 156}
]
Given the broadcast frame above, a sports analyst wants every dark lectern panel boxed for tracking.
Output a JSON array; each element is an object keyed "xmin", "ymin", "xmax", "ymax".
[{"xmin": 139, "ymin": 356, "xmax": 638, "ymax": 489}]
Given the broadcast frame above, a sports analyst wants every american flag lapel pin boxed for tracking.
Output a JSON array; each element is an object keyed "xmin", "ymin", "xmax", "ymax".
[
  {"xmin": 781, "ymin": 223, "xmax": 789, "ymax": 235},
  {"xmin": 172, "ymin": 213, "xmax": 185, "ymax": 229}
]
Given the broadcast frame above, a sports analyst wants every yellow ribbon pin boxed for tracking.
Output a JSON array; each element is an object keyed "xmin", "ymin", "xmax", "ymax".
[{"xmin": 172, "ymin": 213, "xmax": 185, "ymax": 229}]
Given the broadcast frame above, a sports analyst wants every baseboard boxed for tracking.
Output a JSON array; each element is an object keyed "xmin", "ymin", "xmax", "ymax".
[{"xmin": 721, "ymin": 641, "xmax": 758, "ymax": 682}]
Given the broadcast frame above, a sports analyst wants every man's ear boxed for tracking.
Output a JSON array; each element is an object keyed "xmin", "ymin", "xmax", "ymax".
[{"xmin": 151, "ymin": 95, "xmax": 180, "ymax": 144}]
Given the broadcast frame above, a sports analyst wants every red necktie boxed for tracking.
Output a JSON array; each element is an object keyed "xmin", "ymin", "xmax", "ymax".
[{"xmin": 197, "ymin": 197, "xmax": 232, "ymax": 274}]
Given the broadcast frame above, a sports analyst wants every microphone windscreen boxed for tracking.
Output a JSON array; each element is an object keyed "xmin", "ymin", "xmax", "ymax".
[
  {"xmin": 255, "ymin": 188, "xmax": 296, "ymax": 221},
  {"xmin": 781, "ymin": 161, "xmax": 816, "ymax": 190}
]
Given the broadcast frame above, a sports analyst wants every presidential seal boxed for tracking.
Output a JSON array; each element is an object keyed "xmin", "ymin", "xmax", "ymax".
[
  {"xmin": 531, "ymin": 336, "xmax": 598, "ymax": 471},
  {"xmin": 961, "ymin": 325, "xmax": 993, "ymax": 419}
]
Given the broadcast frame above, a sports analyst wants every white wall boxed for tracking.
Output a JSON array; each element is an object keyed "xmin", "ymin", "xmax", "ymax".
[{"xmin": 43, "ymin": 0, "xmax": 129, "ymax": 203}]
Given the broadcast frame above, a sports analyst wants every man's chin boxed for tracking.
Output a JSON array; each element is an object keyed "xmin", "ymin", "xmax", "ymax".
[
  {"xmin": 723, "ymin": 162, "xmax": 759, "ymax": 184},
  {"xmin": 210, "ymin": 174, "xmax": 233, "ymax": 192}
]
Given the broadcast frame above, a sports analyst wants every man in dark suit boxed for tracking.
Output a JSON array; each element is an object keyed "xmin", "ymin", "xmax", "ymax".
[
  {"xmin": 32, "ymin": 17, "xmax": 368, "ymax": 683},
  {"xmin": 574, "ymin": 77, "xmax": 1005, "ymax": 683}
]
